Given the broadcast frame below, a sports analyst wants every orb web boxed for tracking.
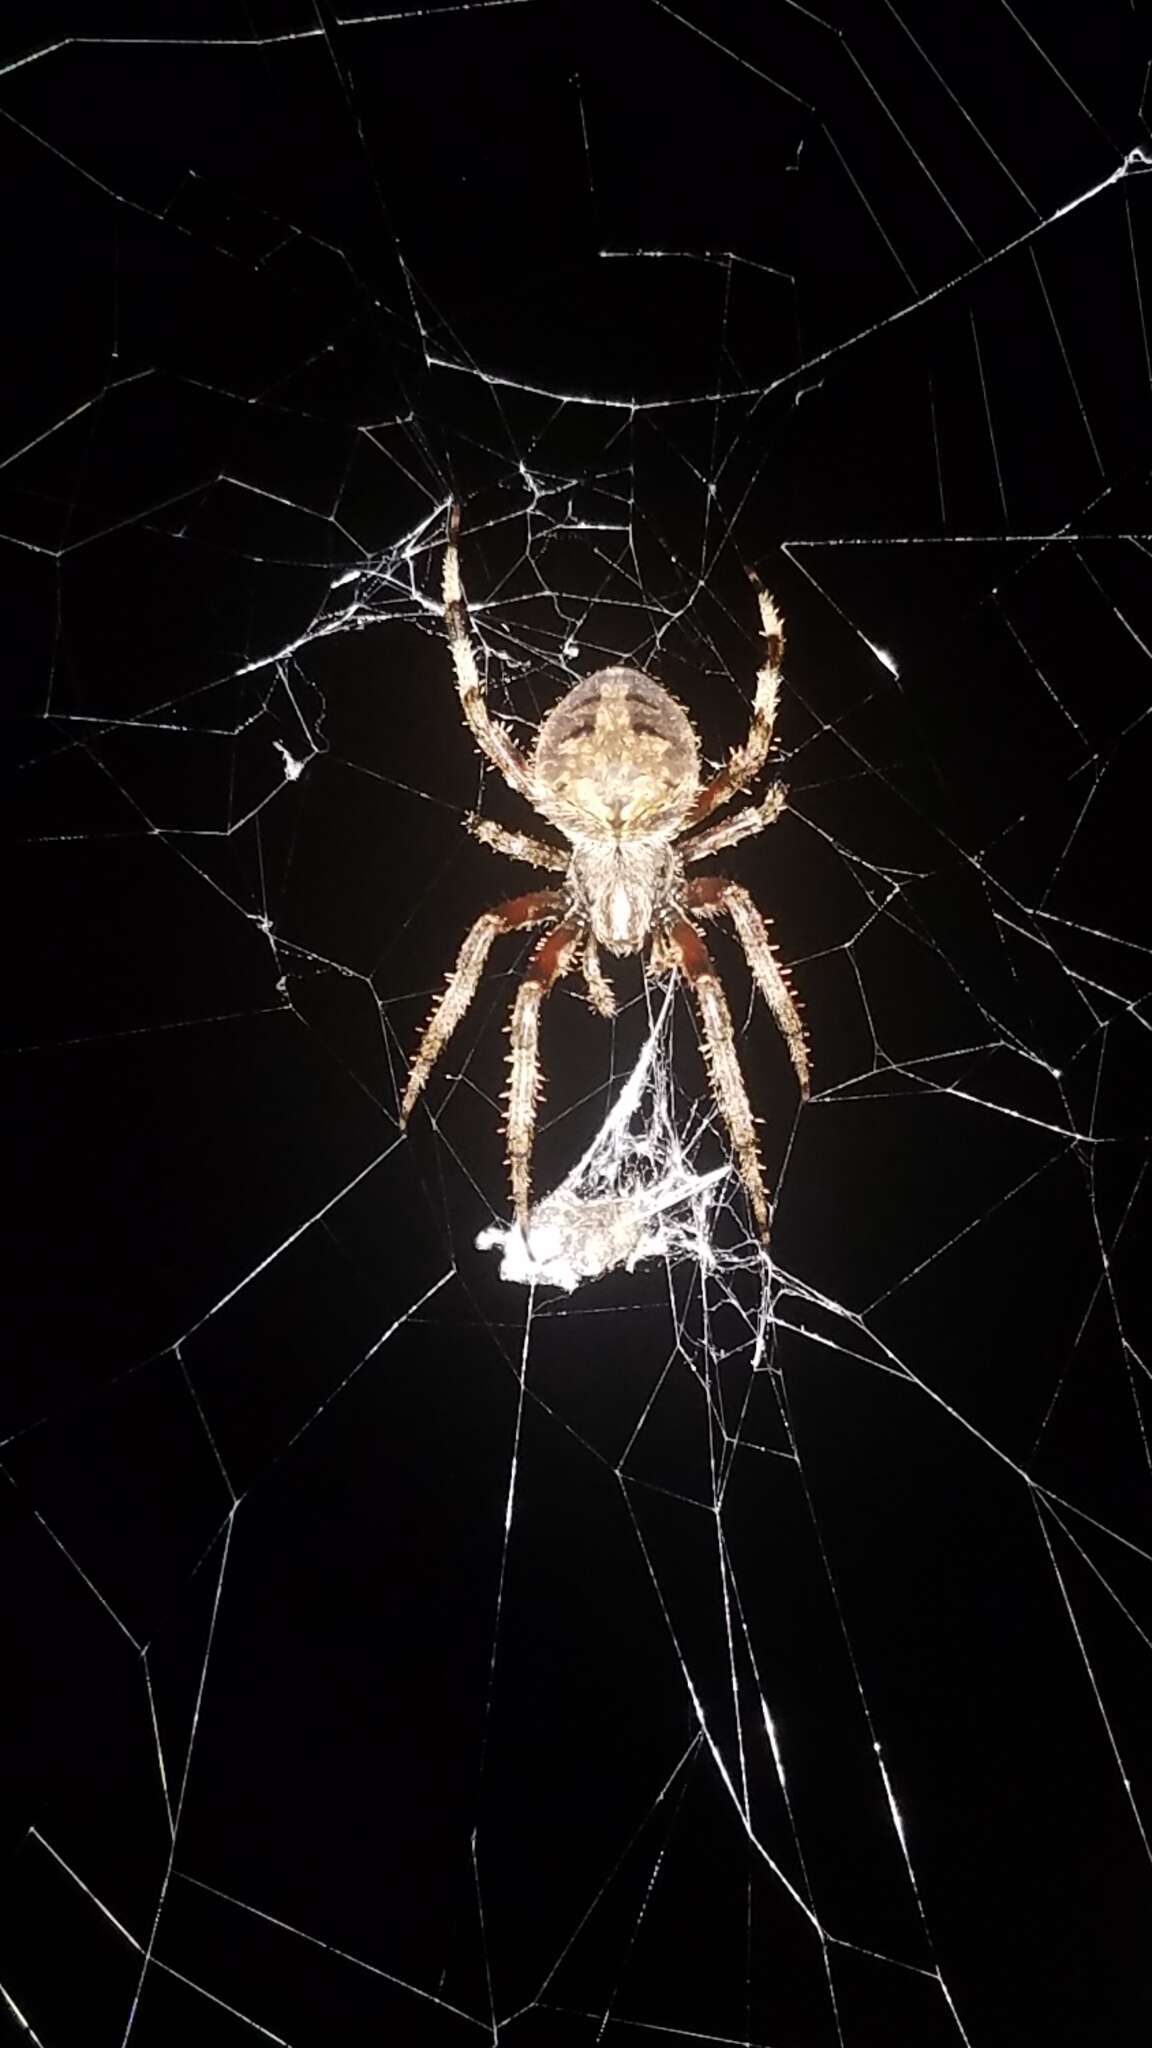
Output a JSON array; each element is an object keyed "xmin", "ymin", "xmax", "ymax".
[{"xmin": 6, "ymin": 5, "xmax": 1150, "ymax": 2046}]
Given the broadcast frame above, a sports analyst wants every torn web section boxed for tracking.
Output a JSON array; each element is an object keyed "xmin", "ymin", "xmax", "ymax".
[{"xmin": 477, "ymin": 978, "xmax": 759, "ymax": 1289}]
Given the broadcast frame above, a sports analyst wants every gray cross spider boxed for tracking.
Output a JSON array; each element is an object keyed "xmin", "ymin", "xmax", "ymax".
[{"xmin": 400, "ymin": 507, "xmax": 809, "ymax": 1239}]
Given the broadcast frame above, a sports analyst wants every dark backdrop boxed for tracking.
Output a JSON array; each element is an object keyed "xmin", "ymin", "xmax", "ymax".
[{"xmin": 5, "ymin": 5, "xmax": 1150, "ymax": 2045}]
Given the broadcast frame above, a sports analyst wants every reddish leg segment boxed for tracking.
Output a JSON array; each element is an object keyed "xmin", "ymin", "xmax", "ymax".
[
  {"xmin": 506, "ymin": 919, "xmax": 582, "ymax": 1227},
  {"xmin": 665, "ymin": 915, "xmax": 771, "ymax": 1238},
  {"xmin": 401, "ymin": 891, "xmax": 565, "ymax": 1126},
  {"xmin": 685, "ymin": 875, "xmax": 810, "ymax": 1096}
]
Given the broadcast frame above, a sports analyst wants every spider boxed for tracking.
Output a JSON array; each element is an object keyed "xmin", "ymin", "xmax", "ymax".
[{"xmin": 400, "ymin": 507, "xmax": 810, "ymax": 1240}]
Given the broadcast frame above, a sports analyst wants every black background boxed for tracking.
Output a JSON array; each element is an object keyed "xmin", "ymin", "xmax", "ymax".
[{"xmin": 5, "ymin": 4, "xmax": 1151, "ymax": 2044}]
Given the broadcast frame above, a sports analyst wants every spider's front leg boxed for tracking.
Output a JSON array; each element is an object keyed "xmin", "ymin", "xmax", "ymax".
[
  {"xmin": 506, "ymin": 919, "xmax": 582, "ymax": 1227},
  {"xmin": 444, "ymin": 504, "xmax": 537, "ymax": 804},
  {"xmin": 684, "ymin": 572, "xmax": 784, "ymax": 829},
  {"xmin": 663, "ymin": 916, "xmax": 771, "ymax": 1237}
]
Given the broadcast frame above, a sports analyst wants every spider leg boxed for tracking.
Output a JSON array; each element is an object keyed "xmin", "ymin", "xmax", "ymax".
[
  {"xmin": 685, "ymin": 875, "xmax": 810, "ymax": 1096},
  {"xmin": 581, "ymin": 935, "xmax": 617, "ymax": 1017},
  {"xmin": 684, "ymin": 572, "xmax": 784, "ymax": 829},
  {"xmin": 444, "ymin": 504, "xmax": 536, "ymax": 803},
  {"xmin": 465, "ymin": 814, "xmax": 568, "ymax": 871},
  {"xmin": 665, "ymin": 915, "xmax": 771, "ymax": 1239},
  {"xmin": 647, "ymin": 927, "xmax": 679, "ymax": 979},
  {"xmin": 507, "ymin": 919, "xmax": 582, "ymax": 1227},
  {"xmin": 679, "ymin": 783, "xmax": 788, "ymax": 864},
  {"xmin": 401, "ymin": 889, "xmax": 565, "ymax": 1126}
]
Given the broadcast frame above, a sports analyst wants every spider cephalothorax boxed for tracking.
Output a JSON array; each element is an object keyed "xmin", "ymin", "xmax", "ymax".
[{"xmin": 400, "ymin": 506, "xmax": 810, "ymax": 1239}]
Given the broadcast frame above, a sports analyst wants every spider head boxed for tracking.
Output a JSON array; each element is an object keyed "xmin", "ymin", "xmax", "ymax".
[{"xmin": 533, "ymin": 667, "xmax": 699, "ymax": 841}]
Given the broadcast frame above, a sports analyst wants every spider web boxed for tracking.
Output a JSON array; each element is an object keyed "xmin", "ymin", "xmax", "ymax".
[{"xmin": 5, "ymin": 4, "xmax": 1151, "ymax": 2045}]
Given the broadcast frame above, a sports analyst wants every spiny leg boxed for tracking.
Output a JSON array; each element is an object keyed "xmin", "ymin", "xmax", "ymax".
[
  {"xmin": 507, "ymin": 920, "xmax": 582, "ymax": 1227},
  {"xmin": 647, "ymin": 926, "xmax": 679, "ymax": 979},
  {"xmin": 581, "ymin": 935, "xmax": 617, "ymax": 1018},
  {"xmin": 443, "ymin": 503, "xmax": 536, "ymax": 803},
  {"xmin": 686, "ymin": 875, "xmax": 810, "ymax": 1096},
  {"xmin": 465, "ymin": 814, "xmax": 568, "ymax": 870},
  {"xmin": 401, "ymin": 890, "xmax": 565, "ymax": 1126},
  {"xmin": 665, "ymin": 915, "xmax": 771, "ymax": 1238},
  {"xmin": 684, "ymin": 571, "xmax": 784, "ymax": 829},
  {"xmin": 680, "ymin": 783, "xmax": 788, "ymax": 864}
]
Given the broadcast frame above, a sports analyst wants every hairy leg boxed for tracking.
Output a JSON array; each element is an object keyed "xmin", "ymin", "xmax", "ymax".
[
  {"xmin": 465, "ymin": 814, "xmax": 568, "ymax": 871},
  {"xmin": 443, "ymin": 503, "xmax": 536, "ymax": 803},
  {"xmin": 679, "ymin": 783, "xmax": 788, "ymax": 864},
  {"xmin": 401, "ymin": 890, "xmax": 564, "ymax": 1125},
  {"xmin": 581, "ymin": 935, "xmax": 617, "ymax": 1017},
  {"xmin": 507, "ymin": 920, "xmax": 581, "ymax": 1226},
  {"xmin": 666, "ymin": 915, "xmax": 771, "ymax": 1237},
  {"xmin": 686, "ymin": 875, "xmax": 809, "ymax": 1096},
  {"xmin": 684, "ymin": 571, "xmax": 784, "ymax": 829}
]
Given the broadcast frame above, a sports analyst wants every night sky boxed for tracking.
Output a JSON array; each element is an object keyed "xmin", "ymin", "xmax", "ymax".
[{"xmin": 5, "ymin": 4, "xmax": 1151, "ymax": 2045}]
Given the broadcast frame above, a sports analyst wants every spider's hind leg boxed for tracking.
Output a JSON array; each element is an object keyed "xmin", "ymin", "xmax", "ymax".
[
  {"xmin": 506, "ymin": 919, "xmax": 582, "ymax": 1227},
  {"xmin": 685, "ymin": 876, "xmax": 809, "ymax": 1096},
  {"xmin": 401, "ymin": 890, "xmax": 564, "ymax": 1127},
  {"xmin": 666, "ymin": 915, "xmax": 771, "ymax": 1240}
]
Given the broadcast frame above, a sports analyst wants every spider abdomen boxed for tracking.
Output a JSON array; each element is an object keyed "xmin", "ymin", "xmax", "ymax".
[{"xmin": 533, "ymin": 667, "xmax": 700, "ymax": 840}]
